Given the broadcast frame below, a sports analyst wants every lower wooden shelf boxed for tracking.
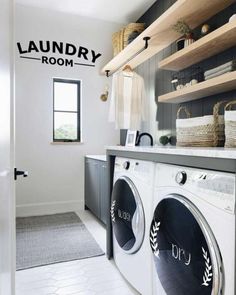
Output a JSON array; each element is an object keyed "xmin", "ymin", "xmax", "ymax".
[{"xmin": 158, "ymin": 71, "xmax": 236, "ymax": 103}]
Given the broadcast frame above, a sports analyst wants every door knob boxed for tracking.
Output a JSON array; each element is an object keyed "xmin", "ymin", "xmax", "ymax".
[{"xmin": 14, "ymin": 168, "xmax": 28, "ymax": 180}]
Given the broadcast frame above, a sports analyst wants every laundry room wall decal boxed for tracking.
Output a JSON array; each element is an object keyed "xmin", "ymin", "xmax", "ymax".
[{"xmin": 16, "ymin": 40, "xmax": 102, "ymax": 67}]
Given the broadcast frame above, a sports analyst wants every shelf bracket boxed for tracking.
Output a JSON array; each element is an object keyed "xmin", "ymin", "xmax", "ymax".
[{"xmin": 104, "ymin": 36, "xmax": 151, "ymax": 77}]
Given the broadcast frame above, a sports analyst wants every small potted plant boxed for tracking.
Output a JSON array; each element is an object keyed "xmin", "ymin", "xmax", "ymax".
[{"xmin": 173, "ymin": 20, "xmax": 194, "ymax": 51}]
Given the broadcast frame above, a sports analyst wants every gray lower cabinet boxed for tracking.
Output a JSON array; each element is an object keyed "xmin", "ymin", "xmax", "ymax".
[{"xmin": 85, "ymin": 157, "xmax": 109, "ymax": 225}]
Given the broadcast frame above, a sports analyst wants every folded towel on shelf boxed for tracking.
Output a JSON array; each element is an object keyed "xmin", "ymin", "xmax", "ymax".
[
  {"xmin": 204, "ymin": 66, "xmax": 235, "ymax": 80},
  {"xmin": 204, "ymin": 60, "xmax": 236, "ymax": 76}
]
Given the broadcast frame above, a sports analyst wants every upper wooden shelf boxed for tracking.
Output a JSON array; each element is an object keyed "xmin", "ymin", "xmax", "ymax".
[
  {"xmin": 101, "ymin": 0, "xmax": 234, "ymax": 75},
  {"xmin": 159, "ymin": 20, "xmax": 236, "ymax": 71},
  {"xmin": 158, "ymin": 71, "xmax": 236, "ymax": 103}
]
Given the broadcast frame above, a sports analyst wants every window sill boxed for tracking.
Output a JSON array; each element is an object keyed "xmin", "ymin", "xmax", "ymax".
[{"xmin": 50, "ymin": 141, "xmax": 84, "ymax": 145}]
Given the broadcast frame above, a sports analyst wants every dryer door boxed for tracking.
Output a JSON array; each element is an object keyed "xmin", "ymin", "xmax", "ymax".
[
  {"xmin": 150, "ymin": 194, "xmax": 223, "ymax": 295},
  {"xmin": 111, "ymin": 176, "xmax": 145, "ymax": 254}
]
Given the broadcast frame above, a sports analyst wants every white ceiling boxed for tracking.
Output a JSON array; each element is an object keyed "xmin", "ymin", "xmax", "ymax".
[{"xmin": 15, "ymin": 0, "xmax": 156, "ymax": 24}]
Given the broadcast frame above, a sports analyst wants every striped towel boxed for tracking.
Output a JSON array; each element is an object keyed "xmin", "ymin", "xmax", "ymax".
[
  {"xmin": 204, "ymin": 60, "xmax": 236, "ymax": 76},
  {"xmin": 205, "ymin": 66, "xmax": 235, "ymax": 80}
]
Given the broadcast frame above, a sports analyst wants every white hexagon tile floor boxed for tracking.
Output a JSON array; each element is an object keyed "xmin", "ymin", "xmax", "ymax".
[{"xmin": 15, "ymin": 210, "xmax": 139, "ymax": 295}]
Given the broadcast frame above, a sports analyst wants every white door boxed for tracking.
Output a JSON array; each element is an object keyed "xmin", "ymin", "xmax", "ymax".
[{"xmin": 0, "ymin": 0, "xmax": 15, "ymax": 294}]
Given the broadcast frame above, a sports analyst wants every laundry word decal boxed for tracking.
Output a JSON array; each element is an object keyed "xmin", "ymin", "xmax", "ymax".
[{"xmin": 17, "ymin": 40, "xmax": 102, "ymax": 68}]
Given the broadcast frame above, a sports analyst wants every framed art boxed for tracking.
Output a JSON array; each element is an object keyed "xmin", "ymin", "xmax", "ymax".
[{"xmin": 125, "ymin": 130, "xmax": 139, "ymax": 147}]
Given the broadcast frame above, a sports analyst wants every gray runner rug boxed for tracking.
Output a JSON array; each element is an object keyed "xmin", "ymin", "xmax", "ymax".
[{"xmin": 16, "ymin": 212, "xmax": 104, "ymax": 270}]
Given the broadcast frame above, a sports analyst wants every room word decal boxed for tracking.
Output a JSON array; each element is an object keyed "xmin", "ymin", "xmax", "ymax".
[{"xmin": 17, "ymin": 40, "xmax": 102, "ymax": 68}]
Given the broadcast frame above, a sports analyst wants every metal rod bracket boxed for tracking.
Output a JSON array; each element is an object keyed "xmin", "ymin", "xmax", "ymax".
[{"xmin": 143, "ymin": 37, "xmax": 151, "ymax": 49}]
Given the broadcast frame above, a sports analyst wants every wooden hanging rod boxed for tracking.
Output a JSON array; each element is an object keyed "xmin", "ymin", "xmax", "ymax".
[{"xmin": 105, "ymin": 36, "xmax": 151, "ymax": 77}]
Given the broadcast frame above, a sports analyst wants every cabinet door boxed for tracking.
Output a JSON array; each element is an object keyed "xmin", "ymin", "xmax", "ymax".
[
  {"xmin": 85, "ymin": 159, "xmax": 100, "ymax": 218},
  {"xmin": 99, "ymin": 162, "xmax": 109, "ymax": 225}
]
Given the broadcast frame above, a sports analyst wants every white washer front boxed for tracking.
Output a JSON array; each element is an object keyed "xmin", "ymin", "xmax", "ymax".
[
  {"xmin": 111, "ymin": 157, "xmax": 154, "ymax": 295},
  {"xmin": 150, "ymin": 163, "xmax": 235, "ymax": 295}
]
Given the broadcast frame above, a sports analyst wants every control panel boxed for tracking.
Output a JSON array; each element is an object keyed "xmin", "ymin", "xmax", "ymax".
[
  {"xmin": 156, "ymin": 164, "xmax": 236, "ymax": 214},
  {"xmin": 114, "ymin": 157, "xmax": 155, "ymax": 184},
  {"xmin": 185, "ymin": 171, "xmax": 235, "ymax": 214},
  {"xmin": 185, "ymin": 171, "xmax": 234, "ymax": 195}
]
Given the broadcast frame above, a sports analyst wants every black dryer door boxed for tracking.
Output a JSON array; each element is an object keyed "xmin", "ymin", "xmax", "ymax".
[
  {"xmin": 149, "ymin": 195, "xmax": 223, "ymax": 295},
  {"xmin": 111, "ymin": 176, "xmax": 145, "ymax": 254}
]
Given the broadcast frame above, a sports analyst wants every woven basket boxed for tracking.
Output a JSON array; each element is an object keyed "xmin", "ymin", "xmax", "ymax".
[
  {"xmin": 112, "ymin": 29, "xmax": 124, "ymax": 56},
  {"xmin": 112, "ymin": 23, "xmax": 144, "ymax": 56},
  {"xmin": 224, "ymin": 100, "xmax": 236, "ymax": 147},
  {"xmin": 176, "ymin": 102, "xmax": 226, "ymax": 147},
  {"xmin": 123, "ymin": 23, "xmax": 145, "ymax": 48},
  {"xmin": 112, "ymin": 31, "xmax": 120, "ymax": 56}
]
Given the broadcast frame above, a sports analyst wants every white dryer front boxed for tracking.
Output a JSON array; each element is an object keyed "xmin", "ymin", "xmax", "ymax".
[{"xmin": 111, "ymin": 157, "xmax": 155, "ymax": 295}]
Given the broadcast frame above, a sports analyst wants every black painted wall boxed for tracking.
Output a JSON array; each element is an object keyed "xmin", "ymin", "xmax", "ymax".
[{"xmin": 137, "ymin": 1, "xmax": 236, "ymax": 133}]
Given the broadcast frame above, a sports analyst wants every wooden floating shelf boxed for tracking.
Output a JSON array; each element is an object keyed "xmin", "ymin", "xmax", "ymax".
[
  {"xmin": 101, "ymin": 0, "xmax": 234, "ymax": 75},
  {"xmin": 158, "ymin": 71, "xmax": 236, "ymax": 104},
  {"xmin": 159, "ymin": 20, "xmax": 236, "ymax": 71}
]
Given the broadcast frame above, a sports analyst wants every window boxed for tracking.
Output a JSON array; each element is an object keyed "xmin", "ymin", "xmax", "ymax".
[{"xmin": 53, "ymin": 78, "xmax": 81, "ymax": 142}]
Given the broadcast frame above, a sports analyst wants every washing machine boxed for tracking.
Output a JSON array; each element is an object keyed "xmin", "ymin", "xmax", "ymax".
[
  {"xmin": 150, "ymin": 163, "xmax": 235, "ymax": 295},
  {"xmin": 111, "ymin": 157, "xmax": 154, "ymax": 295}
]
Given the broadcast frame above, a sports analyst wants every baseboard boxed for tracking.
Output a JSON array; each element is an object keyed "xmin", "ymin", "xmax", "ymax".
[{"xmin": 16, "ymin": 200, "xmax": 84, "ymax": 217}]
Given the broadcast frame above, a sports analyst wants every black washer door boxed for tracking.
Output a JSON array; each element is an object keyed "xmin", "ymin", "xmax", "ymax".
[
  {"xmin": 150, "ymin": 195, "xmax": 222, "ymax": 295},
  {"xmin": 111, "ymin": 177, "xmax": 145, "ymax": 254}
]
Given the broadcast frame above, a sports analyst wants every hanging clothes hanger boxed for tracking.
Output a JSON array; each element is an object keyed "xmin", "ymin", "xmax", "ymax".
[
  {"xmin": 122, "ymin": 65, "xmax": 134, "ymax": 77},
  {"xmin": 122, "ymin": 64, "xmax": 133, "ymax": 72}
]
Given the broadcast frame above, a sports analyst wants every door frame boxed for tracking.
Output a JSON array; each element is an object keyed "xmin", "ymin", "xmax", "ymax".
[{"xmin": 0, "ymin": 0, "xmax": 16, "ymax": 294}]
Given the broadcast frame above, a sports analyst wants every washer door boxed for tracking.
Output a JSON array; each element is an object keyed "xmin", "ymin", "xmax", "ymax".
[
  {"xmin": 150, "ymin": 195, "xmax": 223, "ymax": 295},
  {"xmin": 111, "ymin": 176, "xmax": 145, "ymax": 254}
]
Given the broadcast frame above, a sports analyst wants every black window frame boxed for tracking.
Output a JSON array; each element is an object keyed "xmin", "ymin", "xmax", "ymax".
[{"xmin": 53, "ymin": 78, "xmax": 81, "ymax": 142}]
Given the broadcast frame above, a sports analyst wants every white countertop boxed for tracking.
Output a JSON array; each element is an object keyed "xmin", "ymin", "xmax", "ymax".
[
  {"xmin": 86, "ymin": 155, "xmax": 106, "ymax": 161},
  {"xmin": 106, "ymin": 145, "xmax": 236, "ymax": 160}
]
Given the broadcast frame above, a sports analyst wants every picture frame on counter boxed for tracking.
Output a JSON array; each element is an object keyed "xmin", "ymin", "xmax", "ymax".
[{"xmin": 125, "ymin": 130, "xmax": 139, "ymax": 147}]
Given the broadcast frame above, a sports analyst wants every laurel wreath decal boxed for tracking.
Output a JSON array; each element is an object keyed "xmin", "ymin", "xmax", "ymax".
[
  {"xmin": 202, "ymin": 247, "xmax": 213, "ymax": 287},
  {"xmin": 110, "ymin": 200, "xmax": 116, "ymax": 222},
  {"xmin": 150, "ymin": 221, "xmax": 161, "ymax": 258}
]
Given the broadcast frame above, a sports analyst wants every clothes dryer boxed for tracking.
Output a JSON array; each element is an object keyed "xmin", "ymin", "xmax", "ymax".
[
  {"xmin": 150, "ymin": 163, "xmax": 235, "ymax": 295},
  {"xmin": 111, "ymin": 157, "xmax": 155, "ymax": 295}
]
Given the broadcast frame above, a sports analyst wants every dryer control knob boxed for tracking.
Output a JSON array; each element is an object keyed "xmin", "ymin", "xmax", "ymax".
[
  {"xmin": 175, "ymin": 171, "xmax": 187, "ymax": 185},
  {"xmin": 123, "ymin": 161, "xmax": 130, "ymax": 170}
]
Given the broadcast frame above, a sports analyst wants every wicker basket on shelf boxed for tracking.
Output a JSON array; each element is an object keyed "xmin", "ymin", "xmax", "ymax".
[
  {"xmin": 176, "ymin": 101, "xmax": 226, "ymax": 147},
  {"xmin": 123, "ymin": 23, "xmax": 145, "ymax": 48},
  {"xmin": 224, "ymin": 100, "xmax": 236, "ymax": 147},
  {"xmin": 112, "ymin": 29, "xmax": 124, "ymax": 56},
  {"xmin": 112, "ymin": 23, "xmax": 145, "ymax": 56}
]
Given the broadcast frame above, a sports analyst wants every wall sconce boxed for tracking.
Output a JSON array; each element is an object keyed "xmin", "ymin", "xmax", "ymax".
[{"xmin": 100, "ymin": 84, "xmax": 109, "ymax": 102}]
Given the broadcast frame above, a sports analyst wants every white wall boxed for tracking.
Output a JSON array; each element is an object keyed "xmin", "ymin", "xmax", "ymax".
[{"xmin": 15, "ymin": 5, "xmax": 120, "ymax": 216}]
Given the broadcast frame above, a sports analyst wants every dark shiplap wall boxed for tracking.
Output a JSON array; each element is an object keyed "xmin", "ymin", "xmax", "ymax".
[{"xmin": 137, "ymin": 1, "xmax": 236, "ymax": 133}]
